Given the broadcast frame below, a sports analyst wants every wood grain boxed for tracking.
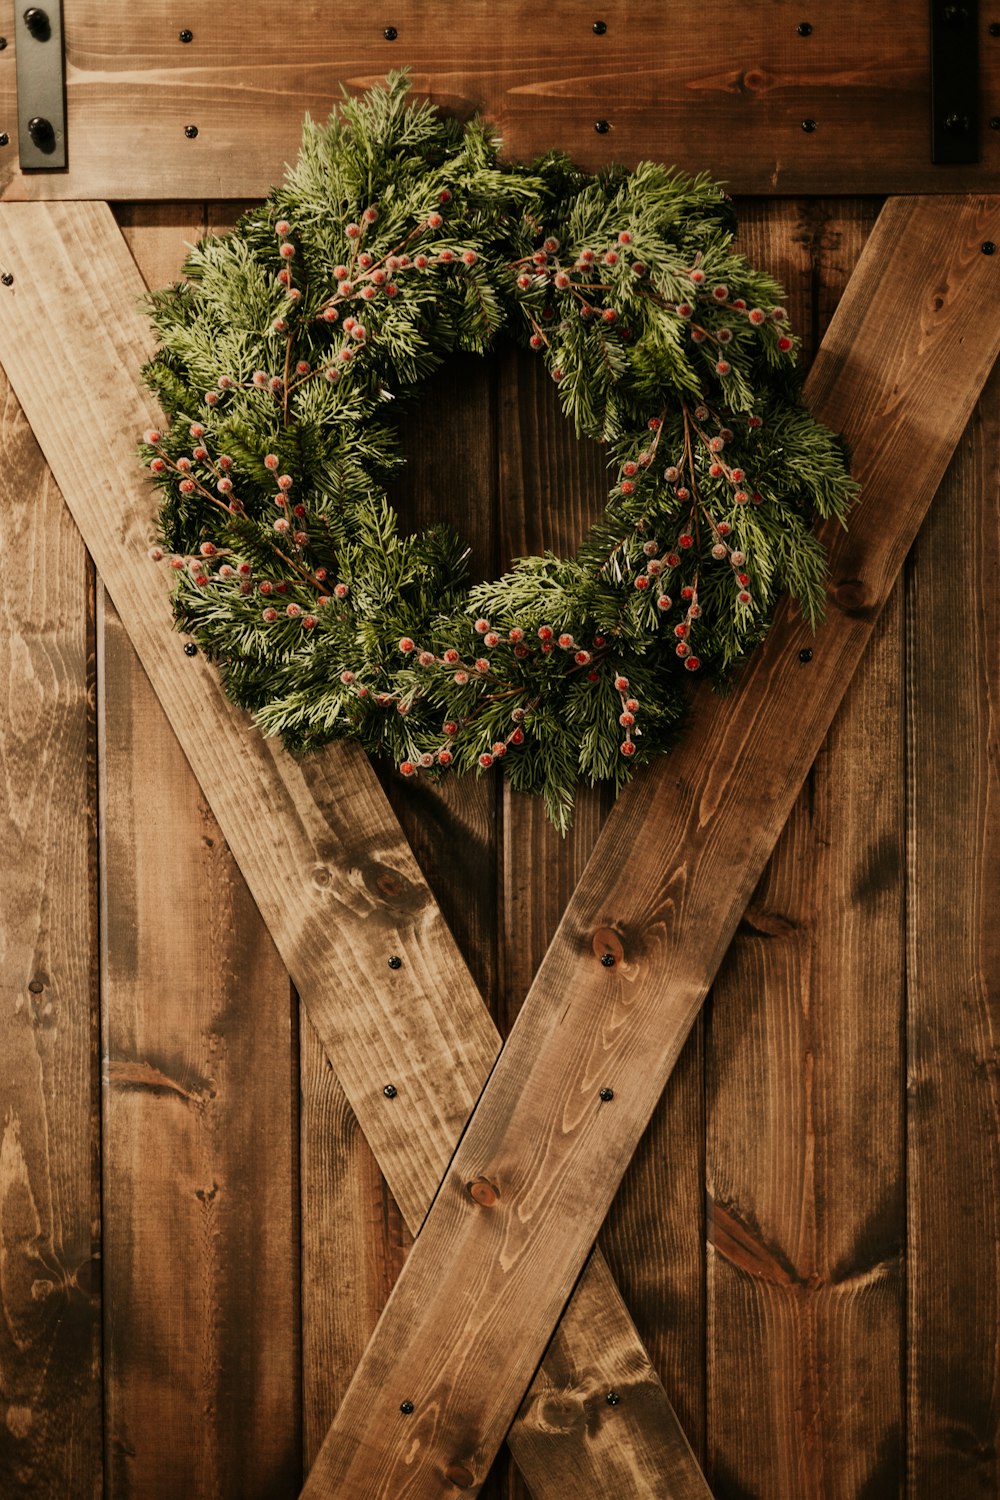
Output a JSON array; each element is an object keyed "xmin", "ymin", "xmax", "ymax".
[
  {"xmin": 294, "ymin": 195, "xmax": 1000, "ymax": 1498},
  {"xmin": 0, "ymin": 200, "xmax": 710, "ymax": 1499},
  {"xmin": 704, "ymin": 198, "xmax": 905, "ymax": 1497},
  {"xmin": 0, "ymin": 1, "xmax": 999, "ymax": 201},
  {"xmin": 0, "ymin": 375, "xmax": 101, "ymax": 1492},
  {"xmin": 906, "ymin": 361, "xmax": 1000, "ymax": 1495}
]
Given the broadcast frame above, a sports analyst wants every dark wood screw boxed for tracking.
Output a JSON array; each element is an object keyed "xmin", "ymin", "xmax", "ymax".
[
  {"xmin": 594, "ymin": 119, "xmax": 610, "ymax": 134},
  {"xmin": 399, "ymin": 1399, "xmax": 414, "ymax": 1414},
  {"xmin": 945, "ymin": 113, "xmax": 970, "ymax": 133},
  {"xmin": 798, "ymin": 647, "xmax": 813, "ymax": 663},
  {"xmin": 184, "ymin": 124, "xmax": 199, "ymax": 138},
  {"xmin": 0, "ymin": 133, "xmax": 8, "ymax": 147},
  {"xmin": 593, "ymin": 19, "xmax": 607, "ymax": 32},
  {"xmin": 384, "ymin": 25, "xmax": 398, "ymax": 39},
  {"xmin": 0, "ymin": 37, "xmax": 7, "ymax": 48},
  {"xmin": 600, "ymin": 952, "xmax": 616, "ymax": 967},
  {"xmin": 388, "ymin": 954, "xmax": 402, "ymax": 969},
  {"xmin": 178, "ymin": 28, "xmax": 193, "ymax": 42},
  {"xmin": 183, "ymin": 642, "xmax": 198, "ymax": 656},
  {"xmin": 991, "ymin": 21, "xmax": 1000, "ymax": 34},
  {"xmin": 991, "ymin": 117, "xmax": 1000, "ymax": 129},
  {"xmin": 943, "ymin": 3, "xmax": 969, "ymax": 22},
  {"xmin": 983, "ymin": 241, "xmax": 997, "ymax": 255},
  {"xmin": 796, "ymin": 21, "xmax": 813, "ymax": 34},
  {"xmin": 599, "ymin": 1087, "xmax": 614, "ymax": 1102},
  {"xmin": 802, "ymin": 118, "xmax": 818, "ymax": 132},
  {"xmin": 1, "ymin": 272, "xmax": 13, "ymax": 286},
  {"xmin": 606, "ymin": 1390, "xmax": 621, "ymax": 1405},
  {"xmin": 23, "ymin": 8, "xmax": 51, "ymax": 41},
  {"xmin": 383, "ymin": 1084, "xmax": 398, "ymax": 1098}
]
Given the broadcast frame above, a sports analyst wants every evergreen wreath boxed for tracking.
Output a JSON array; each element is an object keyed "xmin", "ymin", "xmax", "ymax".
[{"xmin": 141, "ymin": 73, "xmax": 857, "ymax": 831}]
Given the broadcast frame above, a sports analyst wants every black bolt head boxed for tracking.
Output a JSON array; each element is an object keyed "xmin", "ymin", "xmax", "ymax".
[
  {"xmin": 798, "ymin": 647, "xmax": 813, "ymax": 663},
  {"xmin": 801, "ymin": 118, "xmax": 818, "ymax": 133},
  {"xmin": 945, "ymin": 113, "xmax": 970, "ymax": 134},
  {"xmin": 0, "ymin": 133, "xmax": 8, "ymax": 147},
  {"xmin": 991, "ymin": 117, "xmax": 1000, "ymax": 130},
  {"xmin": 600, "ymin": 952, "xmax": 616, "ymax": 967},
  {"xmin": 183, "ymin": 642, "xmax": 198, "ymax": 657},
  {"xmin": 606, "ymin": 1390, "xmax": 621, "ymax": 1406},
  {"xmin": 383, "ymin": 1084, "xmax": 398, "ymax": 1099},
  {"xmin": 184, "ymin": 124, "xmax": 199, "ymax": 139},
  {"xmin": 178, "ymin": 28, "xmax": 193, "ymax": 42},
  {"xmin": 1, "ymin": 272, "xmax": 13, "ymax": 286},
  {"xmin": 387, "ymin": 954, "xmax": 402, "ymax": 970},
  {"xmin": 23, "ymin": 8, "xmax": 51, "ymax": 42},
  {"xmin": 796, "ymin": 21, "xmax": 813, "ymax": 35},
  {"xmin": 0, "ymin": 36, "xmax": 7, "ymax": 48},
  {"xmin": 593, "ymin": 19, "xmax": 607, "ymax": 33},
  {"xmin": 599, "ymin": 1087, "xmax": 614, "ymax": 1102},
  {"xmin": 594, "ymin": 119, "xmax": 610, "ymax": 134},
  {"xmin": 399, "ymin": 1400, "xmax": 414, "ymax": 1414},
  {"xmin": 991, "ymin": 21, "xmax": 1000, "ymax": 35},
  {"xmin": 384, "ymin": 25, "xmax": 398, "ymax": 39},
  {"xmin": 943, "ymin": 3, "xmax": 969, "ymax": 23},
  {"xmin": 983, "ymin": 241, "xmax": 997, "ymax": 255}
]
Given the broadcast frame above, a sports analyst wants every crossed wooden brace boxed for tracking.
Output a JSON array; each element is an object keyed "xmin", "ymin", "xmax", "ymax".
[{"xmin": 0, "ymin": 195, "xmax": 995, "ymax": 1499}]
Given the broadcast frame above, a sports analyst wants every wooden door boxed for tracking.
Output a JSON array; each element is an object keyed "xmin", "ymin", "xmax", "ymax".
[{"xmin": 0, "ymin": 8, "xmax": 997, "ymax": 1498}]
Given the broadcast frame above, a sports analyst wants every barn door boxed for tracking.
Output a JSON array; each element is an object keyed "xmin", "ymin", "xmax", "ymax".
[{"xmin": 0, "ymin": 8, "xmax": 997, "ymax": 1500}]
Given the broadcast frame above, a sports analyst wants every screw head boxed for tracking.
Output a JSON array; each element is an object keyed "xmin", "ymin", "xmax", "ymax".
[
  {"xmin": 943, "ymin": 3, "xmax": 969, "ymax": 22},
  {"xmin": 600, "ymin": 952, "xmax": 615, "ymax": 967},
  {"xmin": 183, "ymin": 641, "xmax": 198, "ymax": 657},
  {"xmin": 387, "ymin": 954, "xmax": 402, "ymax": 970},
  {"xmin": 593, "ymin": 19, "xmax": 607, "ymax": 33},
  {"xmin": 184, "ymin": 124, "xmax": 199, "ymax": 139},
  {"xmin": 944, "ymin": 112, "xmax": 970, "ymax": 133},
  {"xmin": 399, "ymin": 1400, "xmax": 414, "ymax": 1414},
  {"xmin": 991, "ymin": 20, "xmax": 1000, "ymax": 34},
  {"xmin": 178, "ymin": 28, "xmax": 193, "ymax": 42},
  {"xmin": 801, "ymin": 118, "xmax": 818, "ymax": 133},
  {"xmin": 606, "ymin": 1390, "xmax": 621, "ymax": 1406},
  {"xmin": 383, "ymin": 1084, "xmax": 398, "ymax": 1099},
  {"xmin": 798, "ymin": 647, "xmax": 813, "ymax": 663},
  {"xmin": 599, "ymin": 1087, "xmax": 614, "ymax": 1102},
  {"xmin": 0, "ymin": 36, "xmax": 7, "ymax": 48},
  {"xmin": 1, "ymin": 272, "xmax": 13, "ymax": 286},
  {"xmin": 384, "ymin": 25, "xmax": 398, "ymax": 39},
  {"xmin": 990, "ymin": 117, "xmax": 1000, "ymax": 130},
  {"xmin": 796, "ymin": 21, "xmax": 813, "ymax": 35},
  {"xmin": 0, "ymin": 133, "xmax": 8, "ymax": 147},
  {"xmin": 594, "ymin": 119, "xmax": 610, "ymax": 134},
  {"xmin": 983, "ymin": 241, "xmax": 997, "ymax": 255}
]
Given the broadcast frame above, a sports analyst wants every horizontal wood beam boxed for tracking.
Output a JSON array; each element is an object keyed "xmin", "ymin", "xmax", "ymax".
[
  {"xmin": 291, "ymin": 195, "xmax": 1000, "ymax": 1497},
  {"xmin": 0, "ymin": 1, "xmax": 998, "ymax": 199},
  {"xmin": 0, "ymin": 201, "xmax": 710, "ymax": 1499}
]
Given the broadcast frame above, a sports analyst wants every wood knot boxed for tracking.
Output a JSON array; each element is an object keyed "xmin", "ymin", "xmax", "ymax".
[
  {"xmin": 467, "ymin": 1176, "xmax": 500, "ymax": 1208},
  {"xmin": 592, "ymin": 928, "xmax": 623, "ymax": 966},
  {"xmin": 831, "ymin": 577, "xmax": 873, "ymax": 617},
  {"xmin": 444, "ymin": 1462, "xmax": 476, "ymax": 1488}
]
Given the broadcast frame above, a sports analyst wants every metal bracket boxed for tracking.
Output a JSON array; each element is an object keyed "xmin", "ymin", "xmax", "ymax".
[
  {"xmin": 930, "ymin": 0, "xmax": 980, "ymax": 164},
  {"xmin": 13, "ymin": 4, "xmax": 66, "ymax": 170}
]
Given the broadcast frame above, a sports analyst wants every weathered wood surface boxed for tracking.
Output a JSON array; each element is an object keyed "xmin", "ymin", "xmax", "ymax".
[
  {"xmin": 0, "ymin": 373, "xmax": 101, "ymax": 1490},
  {"xmin": 98, "ymin": 193, "xmax": 301, "ymax": 1500},
  {"xmin": 294, "ymin": 195, "xmax": 1000, "ymax": 1498},
  {"xmin": 0, "ymin": 200, "xmax": 709, "ymax": 1499},
  {"xmin": 906, "ymin": 359, "xmax": 1000, "ymax": 1496},
  {"xmin": 1, "ymin": 1, "xmax": 999, "ymax": 201},
  {"xmin": 705, "ymin": 198, "xmax": 907, "ymax": 1496}
]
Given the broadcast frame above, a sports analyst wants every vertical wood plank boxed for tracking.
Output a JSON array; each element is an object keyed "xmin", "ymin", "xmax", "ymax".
[
  {"xmin": 906, "ymin": 361, "xmax": 1000, "ymax": 1497},
  {"xmin": 706, "ymin": 198, "xmax": 904, "ymax": 1498},
  {"xmin": 0, "ymin": 378, "xmax": 101, "ymax": 1497},
  {"xmin": 100, "ymin": 206, "xmax": 301, "ymax": 1499}
]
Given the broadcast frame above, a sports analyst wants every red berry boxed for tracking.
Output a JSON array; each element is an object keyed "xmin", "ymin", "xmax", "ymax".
[
  {"xmin": 674, "ymin": 623, "xmax": 688, "ymax": 638},
  {"xmin": 474, "ymin": 617, "xmax": 490, "ymax": 633},
  {"xmin": 716, "ymin": 360, "xmax": 731, "ymax": 376},
  {"xmin": 340, "ymin": 670, "xmax": 355, "ymax": 684},
  {"xmin": 621, "ymin": 480, "xmax": 635, "ymax": 495},
  {"xmin": 262, "ymin": 607, "xmax": 278, "ymax": 622},
  {"xmin": 399, "ymin": 760, "xmax": 415, "ymax": 777},
  {"xmin": 399, "ymin": 637, "xmax": 415, "ymax": 653},
  {"xmin": 491, "ymin": 741, "xmax": 507, "ymax": 757},
  {"xmin": 444, "ymin": 721, "xmax": 459, "ymax": 737},
  {"xmin": 656, "ymin": 594, "xmax": 672, "ymax": 611},
  {"xmin": 438, "ymin": 749, "xmax": 453, "ymax": 766},
  {"xmin": 478, "ymin": 752, "xmax": 494, "ymax": 768},
  {"xmin": 685, "ymin": 656, "xmax": 701, "ymax": 671},
  {"xmin": 634, "ymin": 575, "xmax": 650, "ymax": 590},
  {"xmin": 678, "ymin": 534, "xmax": 694, "ymax": 549},
  {"xmin": 676, "ymin": 641, "xmax": 691, "ymax": 657},
  {"xmin": 777, "ymin": 335, "xmax": 794, "ymax": 352},
  {"xmin": 625, "ymin": 698, "xmax": 639, "ymax": 712},
  {"xmin": 619, "ymin": 711, "xmax": 635, "ymax": 727},
  {"xmin": 574, "ymin": 649, "xmax": 591, "ymax": 665},
  {"xmin": 558, "ymin": 633, "xmax": 575, "ymax": 649},
  {"xmin": 614, "ymin": 677, "xmax": 629, "ymax": 692},
  {"xmin": 444, "ymin": 648, "xmax": 460, "ymax": 664},
  {"xmin": 511, "ymin": 727, "xmax": 524, "ymax": 744},
  {"xmin": 620, "ymin": 740, "xmax": 636, "ymax": 756}
]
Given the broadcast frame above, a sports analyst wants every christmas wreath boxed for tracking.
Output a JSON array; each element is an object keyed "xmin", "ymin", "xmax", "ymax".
[{"xmin": 142, "ymin": 73, "xmax": 857, "ymax": 830}]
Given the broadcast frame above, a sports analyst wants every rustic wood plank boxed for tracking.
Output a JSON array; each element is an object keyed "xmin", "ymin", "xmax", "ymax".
[
  {"xmin": 291, "ymin": 195, "xmax": 1000, "ymax": 1499},
  {"xmin": 0, "ymin": 1, "xmax": 999, "ymax": 200},
  {"xmin": 906, "ymin": 361, "xmax": 1000, "ymax": 1496},
  {"xmin": 0, "ymin": 200, "xmax": 711, "ymax": 1500},
  {"xmin": 705, "ymin": 198, "xmax": 906, "ymax": 1497},
  {"xmin": 100, "ymin": 204, "xmax": 302, "ymax": 1500},
  {"xmin": 0, "ymin": 374, "xmax": 101, "ymax": 1493}
]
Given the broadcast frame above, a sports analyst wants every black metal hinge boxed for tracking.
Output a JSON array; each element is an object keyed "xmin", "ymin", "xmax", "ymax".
[
  {"xmin": 13, "ymin": 4, "xmax": 67, "ymax": 170},
  {"xmin": 930, "ymin": 0, "xmax": 980, "ymax": 164}
]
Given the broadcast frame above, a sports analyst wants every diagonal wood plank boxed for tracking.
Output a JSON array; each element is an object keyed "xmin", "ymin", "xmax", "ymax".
[
  {"xmin": 0, "ymin": 201, "xmax": 710, "ymax": 1500},
  {"xmin": 285, "ymin": 195, "xmax": 1000, "ymax": 1497}
]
